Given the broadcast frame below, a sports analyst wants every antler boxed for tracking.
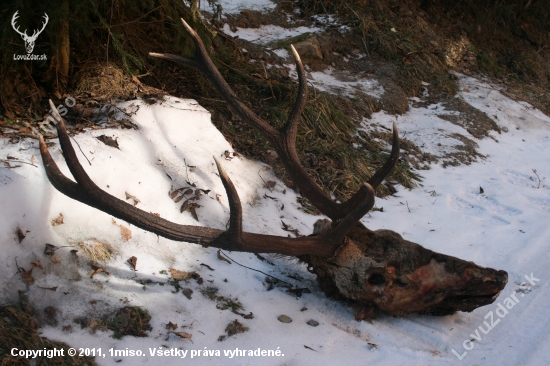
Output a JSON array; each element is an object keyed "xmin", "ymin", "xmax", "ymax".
[
  {"xmin": 149, "ymin": 19, "xmax": 399, "ymax": 222},
  {"xmin": 39, "ymin": 100, "xmax": 374, "ymax": 257},
  {"xmin": 39, "ymin": 21, "xmax": 509, "ymax": 318},
  {"xmin": 11, "ymin": 11, "xmax": 27, "ymax": 38}
]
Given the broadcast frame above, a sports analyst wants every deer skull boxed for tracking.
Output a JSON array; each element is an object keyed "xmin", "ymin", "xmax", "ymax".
[{"xmin": 304, "ymin": 223, "xmax": 507, "ymax": 318}]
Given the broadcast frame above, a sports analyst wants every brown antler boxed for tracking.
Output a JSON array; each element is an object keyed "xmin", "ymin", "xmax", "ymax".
[
  {"xmin": 149, "ymin": 19, "xmax": 399, "ymax": 221},
  {"xmin": 39, "ymin": 100, "xmax": 373, "ymax": 257}
]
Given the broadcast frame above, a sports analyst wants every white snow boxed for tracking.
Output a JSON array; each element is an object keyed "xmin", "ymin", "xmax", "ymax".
[
  {"xmin": 200, "ymin": 0, "xmax": 277, "ymax": 15},
  {"xmin": 2, "ymin": 0, "xmax": 550, "ymax": 359},
  {"xmin": 306, "ymin": 66, "xmax": 384, "ymax": 99},
  {"xmin": 2, "ymin": 73, "xmax": 549, "ymax": 365},
  {"xmin": 222, "ymin": 23, "xmax": 321, "ymax": 45}
]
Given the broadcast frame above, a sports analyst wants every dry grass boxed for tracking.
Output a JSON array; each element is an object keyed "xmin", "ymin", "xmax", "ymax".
[
  {"xmin": 0, "ymin": 306, "xmax": 97, "ymax": 365},
  {"xmin": 74, "ymin": 63, "xmax": 137, "ymax": 102},
  {"xmin": 78, "ymin": 239, "xmax": 116, "ymax": 262}
]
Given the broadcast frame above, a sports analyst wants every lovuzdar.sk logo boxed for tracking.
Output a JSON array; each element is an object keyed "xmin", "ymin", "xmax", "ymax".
[{"xmin": 11, "ymin": 10, "xmax": 48, "ymax": 60}]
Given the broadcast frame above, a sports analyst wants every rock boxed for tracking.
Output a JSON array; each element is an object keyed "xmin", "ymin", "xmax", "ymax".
[
  {"xmin": 502, "ymin": 126, "xmax": 509, "ymax": 133},
  {"xmin": 278, "ymin": 314, "xmax": 292, "ymax": 323},
  {"xmin": 307, "ymin": 319, "xmax": 319, "ymax": 327},
  {"xmin": 182, "ymin": 288, "xmax": 193, "ymax": 299},
  {"xmin": 293, "ymin": 37, "xmax": 323, "ymax": 60}
]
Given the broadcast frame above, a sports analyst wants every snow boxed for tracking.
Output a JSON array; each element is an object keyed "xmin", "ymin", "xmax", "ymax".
[
  {"xmin": 285, "ymin": 65, "xmax": 383, "ymax": 99},
  {"xmin": 200, "ymin": 0, "xmax": 277, "ymax": 15},
  {"xmin": 1, "ymin": 73, "xmax": 548, "ymax": 365},
  {"xmin": 222, "ymin": 23, "xmax": 321, "ymax": 45},
  {"xmin": 362, "ymin": 101, "xmax": 464, "ymax": 158},
  {"xmin": 2, "ymin": 6, "xmax": 550, "ymax": 364}
]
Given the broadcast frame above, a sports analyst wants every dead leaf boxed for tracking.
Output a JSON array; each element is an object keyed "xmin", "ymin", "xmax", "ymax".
[
  {"xmin": 169, "ymin": 268, "xmax": 192, "ymax": 281},
  {"xmin": 120, "ymin": 225, "xmax": 132, "ymax": 241},
  {"xmin": 96, "ymin": 135, "xmax": 120, "ymax": 149},
  {"xmin": 88, "ymin": 262, "xmax": 110, "ymax": 278},
  {"xmin": 51, "ymin": 213, "xmax": 64, "ymax": 226},
  {"xmin": 174, "ymin": 195, "xmax": 184, "ymax": 203},
  {"xmin": 44, "ymin": 243, "xmax": 58, "ymax": 255},
  {"xmin": 180, "ymin": 200, "xmax": 190, "ymax": 213},
  {"xmin": 183, "ymin": 188, "xmax": 193, "ymax": 195},
  {"xmin": 217, "ymin": 250, "xmax": 231, "ymax": 264},
  {"xmin": 127, "ymin": 256, "xmax": 137, "ymax": 270},
  {"xmin": 191, "ymin": 272, "xmax": 203, "ymax": 284},
  {"xmin": 174, "ymin": 331, "xmax": 192, "ymax": 340},
  {"xmin": 51, "ymin": 253, "xmax": 62, "ymax": 264},
  {"xmin": 16, "ymin": 228, "xmax": 25, "ymax": 243},
  {"xmin": 265, "ymin": 181, "xmax": 276, "ymax": 189},
  {"xmin": 189, "ymin": 206, "xmax": 199, "ymax": 221},
  {"xmin": 169, "ymin": 190, "xmax": 179, "ymax": 198},
  {"xmin": 125, "ymin": 192, "xmax": 141, "ymax": 206},
  {"xmin": 30, "ymin": 260, "xmax": 43, "ymax": 269},
  {"xmin": 31, "ymin": 155, "xmax": 36, "ymax": 165},
  {"xmin": 166, "ymin": 321, "xmax": 178, "ymax": 330},
  {"xmin": 243, "ymin": 312, "xmax": 254, "ymax": 319},
  {"xmin": 20, "ymin": 268, "xmax": 34, "ymax": 285}
]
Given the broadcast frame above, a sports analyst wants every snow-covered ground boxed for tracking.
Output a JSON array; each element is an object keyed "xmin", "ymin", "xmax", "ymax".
[
  {"xmin": 200, "ymin": 0, "xmax": 277, "ymax": 15},
  {"xmin": 1, "ymin": 74, "xmax": 548, "ymax": 365},
  {"xmin": 1, "ymin": 0, "xmax": 549, "ymax": 364}
]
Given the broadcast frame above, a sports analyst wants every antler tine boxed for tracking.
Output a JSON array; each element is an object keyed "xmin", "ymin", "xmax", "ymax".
[
  {"xmin": 47, "ymin": 100, "xmax": 98, "ymax": 191},
  {"xmin": 213, "ymin": 156, "xmax": 243, "ymax": 243},
  {"xmin": 367, "ymin": 121, "xmax": 399, "ymax": 189},
  {"xmin": 323, "ymin": 183, "xmax": 375, "ymax": 243},
  {"xmin": 284, "ymin": 44, "xmax": 307, "ymax": 140},
  {"xmin": 331, "ymin": 121, "xmax": 400, "ymax": 216}
]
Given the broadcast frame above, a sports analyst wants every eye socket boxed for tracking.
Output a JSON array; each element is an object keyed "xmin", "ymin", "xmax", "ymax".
[
  {"xmin": 394, "ymin": 278, "xmax": 409, "ymax": 288},
  {"xmin": 368, "ymin": 273, "xmax": 386, "ymax": 285}
]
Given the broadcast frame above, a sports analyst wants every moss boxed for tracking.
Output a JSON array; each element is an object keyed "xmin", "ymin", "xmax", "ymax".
[{"xmin": 106, "ymin": 307, "xmax": 152, "ymax": 338}]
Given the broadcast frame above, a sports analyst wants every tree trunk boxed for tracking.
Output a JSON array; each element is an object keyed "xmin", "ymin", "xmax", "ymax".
[{"xmin": 55, "ymin": 0, "xmax": 70, "ymax": 94}]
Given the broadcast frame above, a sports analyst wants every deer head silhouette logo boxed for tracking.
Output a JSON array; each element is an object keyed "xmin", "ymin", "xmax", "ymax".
[{"xmin": 11, "ymin": 11, "xmax": 49, "ymax": 54}]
